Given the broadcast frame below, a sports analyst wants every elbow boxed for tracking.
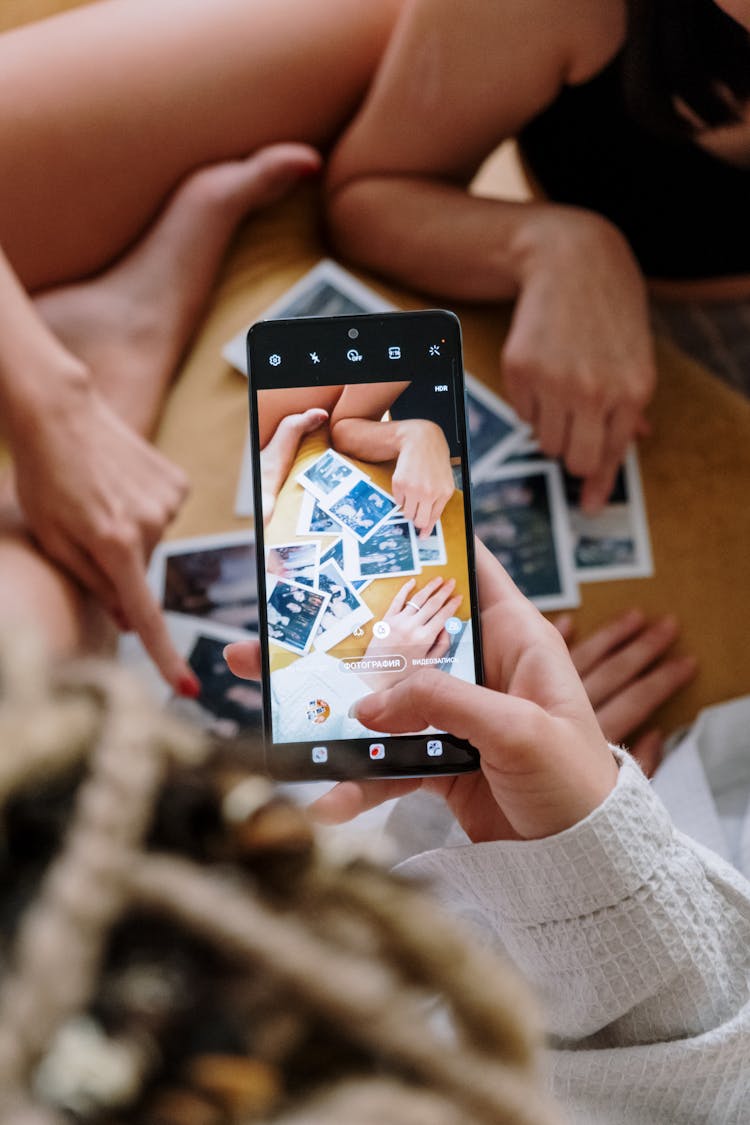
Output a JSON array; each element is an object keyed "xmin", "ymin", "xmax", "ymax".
[
  {"xmin": 324, "ymin": 144, "xmax": 405, "ymax": 271},
  {"xmin": 324, "ymin": 174, "xmax": 376, "ymax": 267}
]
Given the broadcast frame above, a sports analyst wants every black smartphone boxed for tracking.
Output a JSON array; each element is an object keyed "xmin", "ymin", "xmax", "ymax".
[{"xmin": 247, "ymin": 310, "xmax": 483, "ymax": 781}]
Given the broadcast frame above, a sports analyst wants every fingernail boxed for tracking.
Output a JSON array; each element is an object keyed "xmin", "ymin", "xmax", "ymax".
[
  {"xmin": 178, "ymin": 673, "xmax": 201, "ymax": 699},
  {"xmin": 347, "ymin": 701, "xmax": 360, "ymax": 719},
  {"xmin": 222, "ymin": 644, "xmax": 234, "ymax": 661},
  {"xmin": 556, "ymin": 613, "xmax": 573, "ymax": 632}
]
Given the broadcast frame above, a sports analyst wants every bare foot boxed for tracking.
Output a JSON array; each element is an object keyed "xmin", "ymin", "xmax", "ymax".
[{"xmin": 34, "ymin": 143, "xmax": 321, "ymax": 435}]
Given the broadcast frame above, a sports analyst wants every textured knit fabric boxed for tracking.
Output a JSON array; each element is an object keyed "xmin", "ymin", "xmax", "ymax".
[
  {"xmin": 398, "ymin": 751, "xmax": 750, "ymax": 1124},
  {"xmin": 652, "ymin": 696, "xmax": 750, "ymax": 878}
]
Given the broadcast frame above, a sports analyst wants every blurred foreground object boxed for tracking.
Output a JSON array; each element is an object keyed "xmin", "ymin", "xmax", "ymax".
[{"xmin": 0, "ymin": 635, "xmax": 560, "ymax": 1125}]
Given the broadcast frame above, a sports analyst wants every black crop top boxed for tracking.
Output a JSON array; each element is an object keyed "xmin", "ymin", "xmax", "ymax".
[{"xmin": 518, "ymin": 53, "xmax": 750, "ymax": 280}]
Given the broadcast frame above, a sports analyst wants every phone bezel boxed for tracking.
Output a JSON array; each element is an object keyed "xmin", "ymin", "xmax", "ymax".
[{"xmin": 247, "ymin": 309, "xmax": 483, "ymax": 781}]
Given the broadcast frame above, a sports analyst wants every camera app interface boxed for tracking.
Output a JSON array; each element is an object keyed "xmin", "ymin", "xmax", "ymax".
[{"xmin": 256, "ymin": 339, "xmax": 479, "ymax": 763}]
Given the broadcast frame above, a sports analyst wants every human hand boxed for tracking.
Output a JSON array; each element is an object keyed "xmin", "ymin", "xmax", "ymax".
[
  {"xmin": 360, "ymin": 575, "xmax": 463, "ymax": 688},
  {"xmin": 504, "ymin": 208, "xmax": 655, "ymax": 512},
  {"xmin": 11, "ymin": 376, "xmax": 195, "ymax": 692},
  {"xmin": 260, "ymin": 408, "xmax": 329, "ymax": 525},
  {"xmin": 391, "ymin": 419, "xmax": 454, "ymax": 536},
  {"xmin": 227, "ymin": 542, "xmax": 619, "ymax": 843},
  {"xmin": 554, "ymin": 609, "xmax": 698, "ymax": 777}
]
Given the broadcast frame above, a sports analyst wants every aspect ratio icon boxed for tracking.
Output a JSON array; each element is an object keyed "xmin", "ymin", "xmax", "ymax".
[
  {"xmin": 346, "ymin": 348, "xmax": 363, "ymax": 362},
  {"xmin": 268, "ymin": 353, "xmax": 282, "ymax": 367},
  {"xmin": 388, "ymin": 346, "xmax": 401, "ymax": 359}
]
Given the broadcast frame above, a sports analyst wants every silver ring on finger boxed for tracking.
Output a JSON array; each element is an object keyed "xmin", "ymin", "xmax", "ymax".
[{"xmin": 405, "ymin": 600, "xmax": 421, "ymax": 611}]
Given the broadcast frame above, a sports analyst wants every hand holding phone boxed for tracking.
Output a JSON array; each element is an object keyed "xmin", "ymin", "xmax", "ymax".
[
  {"xmin": 225, "ymin": 540, "xmax": 618, "ymax": 840},
  {"xmin": 247, "ymin": 310, "xmax": 483, "ymax": 781}
]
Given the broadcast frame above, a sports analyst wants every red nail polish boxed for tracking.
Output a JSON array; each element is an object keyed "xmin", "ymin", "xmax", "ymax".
[{"xmin": 178, "ymin": 674, "xmax": 201, "ymax": 699}]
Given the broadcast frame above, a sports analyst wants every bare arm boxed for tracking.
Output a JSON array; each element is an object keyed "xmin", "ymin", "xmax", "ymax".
[
  {"xmin": 0, "ymin": 246, "xmax": 88, "ymax": 436},
  {"xmin": 327, "ymin": 0, "xmax": 608, "ymax": 296},
  {"xmin": 330, "ymin": 380, "xmax": 453, "ymax": 535},
  {"xmin": 0, "ymin": 244, "xmax": 192, "ymax": 691},
  {"xmin": 326, "ymin": 0, "xmax": 654, "ymax": 511}
]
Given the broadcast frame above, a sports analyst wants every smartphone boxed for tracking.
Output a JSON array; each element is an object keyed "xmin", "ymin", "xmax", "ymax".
[{"xmin": 247, "ymin": 310, "xmax": 483, "ymax": 781}]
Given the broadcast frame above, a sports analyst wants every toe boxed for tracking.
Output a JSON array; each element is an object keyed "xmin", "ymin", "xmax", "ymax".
[{"xmin": 185, "ymin": 143, "xmax": 321, "ymax": 212}]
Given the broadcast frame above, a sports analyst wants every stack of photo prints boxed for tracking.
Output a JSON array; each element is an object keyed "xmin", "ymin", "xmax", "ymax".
[
  {"xmin": 266, "ymin": 447, "xmax": 449, "ymax": 659},
  {"xmin": 121, "ymin": 259, "xmax": 652, "ymax": 738}
]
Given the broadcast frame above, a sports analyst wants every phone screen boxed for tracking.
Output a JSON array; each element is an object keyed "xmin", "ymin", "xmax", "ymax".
[{"xmin": 248, "ymin": 310, "xmax": 482, "ymax": 780}]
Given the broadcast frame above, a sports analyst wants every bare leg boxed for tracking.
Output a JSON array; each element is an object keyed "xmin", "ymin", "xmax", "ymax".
[
  {"xmin": 0, "ymin": 140, "xmax": 323, "ymax": 653},
  {"xmin": 0, "ymin": 0, "xmax": 400, "ymax": 663},
  {"xmin": 0, "ymin": 0, "xmax": 402, "ymax": 290},
  {"xmin": 0, "ymin": 477, "xmax": 109, "ymax": 658},
  {"xmin": 34, "ymin": 143, "xmax": 320, "ymax": 434}
]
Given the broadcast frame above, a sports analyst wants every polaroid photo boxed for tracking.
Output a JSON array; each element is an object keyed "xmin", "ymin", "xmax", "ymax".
[
  {"xmin": 296, "ymin": 448, "xmax": 367, "ymax": 505},
  {"xmin": 222, "ymin": 258, "xmax": 397, "ymax": 377},
  {"xmin": 471, "ymin": 462, "xmax": 579, "ymax": 611},
  {"xmin": 498, "ymin": 434, "xmax": 543, "ymax": 465},
  {"xmin": 297, "ymin": 490, "xmax": 345, "ymax": 536},
  {"xmin": 171, "ymin": 631, "xmax": 264, "ymax": 741},
  {"xmin": 417, "ymin": 520, "xmax": 447, "ymax": 566},
  {"xmin": 266, "ymin": 540, "xmax": 320, "ymax": 589},
  {"xmin": 326, "ymin": 477, "xmax": 400, "ymax": 543},
  {"xmin": 235, "ymin": 433, "xmax": 253, "ymax": 518},
  {"xmin": 312, "ymin": 559, "xmax": 374, "ymax": 652},
  {"xmin": 266, "ymin": 575, "xmax": 330, "ymax": 656},
  {"xmin": 326, "ymin": 531, "xmax": 372, "ymax": 588},
  {"xmin": 320, "ymin": 536, "xmax": 348, "ymax": 572},
  {"xmin": 563, "ymin": 446, "xmax": 653, "ymax": 582},
  {"xmin": 464, "ymin": 373, "xmax": 532, "ymax": 479},
  {"xmin": 351, "ymin": 517, "xmax": 422, "ymax": 580},
  {"xmin": 148, "ymin": 530, "xmax": 258, "ymax": 634},
  {"xmin": 119, "ymin": 614, "xmax": 262, "ymax": 745}
]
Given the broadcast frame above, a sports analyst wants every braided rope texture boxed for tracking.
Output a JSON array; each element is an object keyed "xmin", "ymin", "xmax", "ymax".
[{"xmin": 0, "ymin": 636, "xmax": 562, "ymax": 1125}]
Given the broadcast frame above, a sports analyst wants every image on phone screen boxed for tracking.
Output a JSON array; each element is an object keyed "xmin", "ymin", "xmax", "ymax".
[{"xmin": 248, "ymin": 311, "xmax": 482, "ymax": 780}]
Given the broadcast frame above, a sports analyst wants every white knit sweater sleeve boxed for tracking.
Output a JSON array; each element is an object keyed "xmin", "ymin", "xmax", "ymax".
[{"xmin": 397, "ymin": 751, "xmax": 750, "ymax": 1124}]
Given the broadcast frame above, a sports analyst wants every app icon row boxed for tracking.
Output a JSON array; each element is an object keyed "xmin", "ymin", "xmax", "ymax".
[{"xmin": 310, "ymin": 739, "xmax": 443, "ymax": 764}]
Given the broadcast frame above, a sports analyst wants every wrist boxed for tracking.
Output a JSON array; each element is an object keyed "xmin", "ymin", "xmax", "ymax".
[
  {"xmin": 509, "ymin": 203, "xmax": 633, "ymax": 285},
  {"xmin": 3, "ymin": 351, "xmax": 92, "ymax": 445},
  {"xmin": 392, "ymin": 417, "xmax": 438, "ymax": 454},
  {"xmin": 391, "ymin": 418, "xmax": 414, "ymax": 455}
]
